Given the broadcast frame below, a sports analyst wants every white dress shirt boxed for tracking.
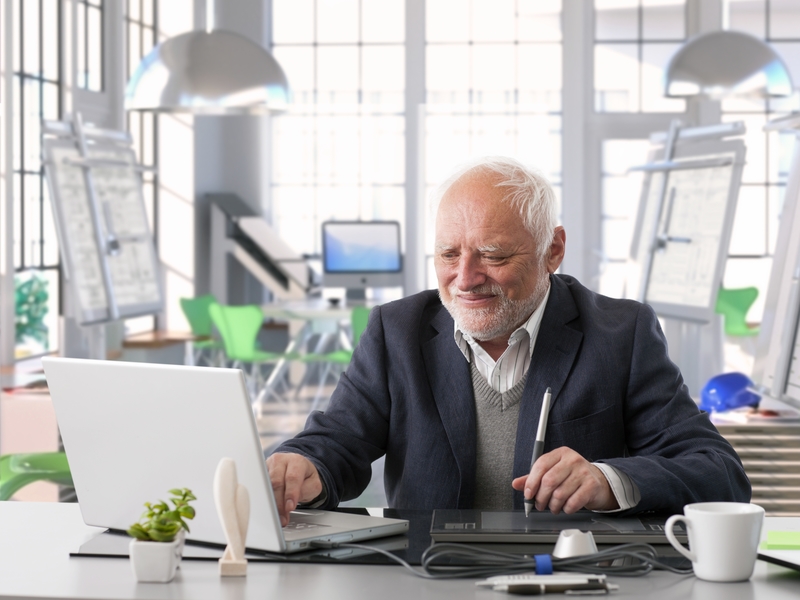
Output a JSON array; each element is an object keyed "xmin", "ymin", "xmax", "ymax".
[{"xmin": 452, "ymin": 285, "xmax": 641, "ymax": 512}]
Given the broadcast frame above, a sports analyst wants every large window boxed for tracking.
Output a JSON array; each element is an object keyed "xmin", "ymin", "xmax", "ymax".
[
  {"xmin": 594, "ymin": 0, "xmax": 686, "ymax": 113},
  {"xmin": 76, "ymin": 0, "xmax": 104, "ymax": 92},
  {"xmin": 124, "ymin": 0, "xmax": 159, "ymax": 335},
  {"xmin": 271, "ymin": 0, "xmax": 406, "ymax": 265},
  {"xmin": 423, "ymin": 0, "xmax": 562, "ymax": 287},
  {"xmin": 721, "ymin": 0, "xmax": 800, "ymax": 321},
  {"xmin": 12, "ymin": 0, "xmax": 62, "ymax": 358}
]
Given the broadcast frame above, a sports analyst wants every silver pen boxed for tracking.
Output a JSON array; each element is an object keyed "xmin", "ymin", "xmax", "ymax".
[{"xmin": 524, "ymin": 387, "xmax": 552, "ymax": 517}]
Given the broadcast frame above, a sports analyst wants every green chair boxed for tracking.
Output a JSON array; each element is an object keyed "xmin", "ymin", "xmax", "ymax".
[
  {"xmin": 179, "ymin": 294, "xmax": 225, "ymax": 366},
  {"xmin": 0, "ymin": 452, "xmax": 72, "ymax": 501},
  {"xmin": 298, "ymin": 306, "xmax": 372, "ymax": 411},
  {"xmin": 715, "ymin": 287, "xmax": 760, "ymax": 337},
  {"xmin": 208, "ymin": 303, "xmax": 293, "ymax": 406}
]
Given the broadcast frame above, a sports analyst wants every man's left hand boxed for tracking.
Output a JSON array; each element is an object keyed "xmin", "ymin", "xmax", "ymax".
[{"xmin": 511, "ymin": 446, "xmax": 619, "ymax": 514}]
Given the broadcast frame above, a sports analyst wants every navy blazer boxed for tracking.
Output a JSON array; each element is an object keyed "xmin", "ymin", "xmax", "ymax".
[{"xmin": 277, "ymin": 275, "xmax": 751, "ymax": 513}]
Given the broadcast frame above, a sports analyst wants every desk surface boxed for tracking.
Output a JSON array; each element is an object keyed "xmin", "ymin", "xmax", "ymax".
[{"xmin": 1, "ymin": 502, "xmax": 799, "ymax": 600}]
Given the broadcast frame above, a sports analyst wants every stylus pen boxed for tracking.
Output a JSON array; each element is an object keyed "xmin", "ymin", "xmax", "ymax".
[{"xmin": 524, "ymin": 387, "xmax": 552, "ymax": 517}]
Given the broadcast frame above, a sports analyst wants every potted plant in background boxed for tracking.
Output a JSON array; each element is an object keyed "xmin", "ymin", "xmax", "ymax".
[{"xmin": 127, "ymin": 488, "xmax": 196, "ymax": 583}]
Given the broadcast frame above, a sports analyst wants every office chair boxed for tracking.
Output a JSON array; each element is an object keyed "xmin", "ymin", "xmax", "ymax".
[
  {"xmin": 298, "ymin": 305, "xmax": 372, "ymax": 412},
  {"xmin": 179, "ymin": 294, "xmax": 225, "ymax": 366},
  {"xmin": 715, "ymin": 287, "xmax": 760, "ymax": 337},
  {"xmin": 208, "ymin": 303, "xmax": 296, "ymax": 410},
  {"xmin": 0, "ymin": 451, "xmax": 72, "ymax": 501}
]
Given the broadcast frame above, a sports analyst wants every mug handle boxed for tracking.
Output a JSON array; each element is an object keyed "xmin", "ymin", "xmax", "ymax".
[{"xmin": 665, "ymin": 515, "xmax": 695, "ymax": 563}]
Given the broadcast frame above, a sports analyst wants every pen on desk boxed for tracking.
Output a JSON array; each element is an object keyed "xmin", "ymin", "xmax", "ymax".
[{"xmin": 524, "ymin": 386, "xmax": 552, "ymax": 518}]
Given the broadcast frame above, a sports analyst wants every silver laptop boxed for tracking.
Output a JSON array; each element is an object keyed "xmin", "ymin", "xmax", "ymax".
[{"xmin": 42, "ymin": 357, "xmax": 408, "ymax": 553}]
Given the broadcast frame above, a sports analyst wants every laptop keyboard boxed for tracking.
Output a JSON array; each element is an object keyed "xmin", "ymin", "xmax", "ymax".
[{"xmin": 284, "ymin": 521, "xmax": 330, "ymax": 531}]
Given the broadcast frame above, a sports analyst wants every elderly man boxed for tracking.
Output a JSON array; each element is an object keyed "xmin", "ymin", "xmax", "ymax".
[{"xmin": 268, "ymin": 157, "xmax": 750, "ymax": 526}]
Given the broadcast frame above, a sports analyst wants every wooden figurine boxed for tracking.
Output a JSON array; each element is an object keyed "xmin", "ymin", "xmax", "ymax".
[{"xmin": 213, "ymin": 458, "xmax": 250, "ymax": 576}]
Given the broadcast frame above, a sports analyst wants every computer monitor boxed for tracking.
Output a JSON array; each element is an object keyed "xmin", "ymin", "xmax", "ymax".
[{"xmin": 322, "ymin": 221, "xmax": 403, "ymax": 300}]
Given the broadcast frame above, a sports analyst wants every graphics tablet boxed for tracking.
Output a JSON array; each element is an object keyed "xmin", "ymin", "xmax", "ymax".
[{"xmin": 430, "ymin": 510, "xmax": 686, "ymax": 544}]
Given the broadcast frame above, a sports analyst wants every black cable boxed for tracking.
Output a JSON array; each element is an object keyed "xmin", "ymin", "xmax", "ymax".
[{"xmin": 309, "ymin": 540, "xmax": 694, "ymax": 580}]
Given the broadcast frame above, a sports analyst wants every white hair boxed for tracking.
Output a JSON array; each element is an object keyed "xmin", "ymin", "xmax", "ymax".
[{"xmin": 430, "ymin": 156, "xmax": 559, "ymax": 258}]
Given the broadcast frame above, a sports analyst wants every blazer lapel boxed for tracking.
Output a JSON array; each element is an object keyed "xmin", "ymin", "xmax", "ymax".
[
  {"xmin": 422, "ymin": 305, "xmax": 477, "ymax": 508},
  {"xmin": 513, "ymin": 276, "xmax": 583, "ymax": 508}
]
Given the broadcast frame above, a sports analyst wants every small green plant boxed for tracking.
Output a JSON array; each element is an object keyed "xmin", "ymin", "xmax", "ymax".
[{"xmin": 127, "ymin": 488, "xmax": 197, "ymax": 542}]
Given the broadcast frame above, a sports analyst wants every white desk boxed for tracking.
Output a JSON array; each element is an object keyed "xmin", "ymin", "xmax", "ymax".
[{"xmin": 1, "ymin": 502, "xmax": 799, "ymax": 600}]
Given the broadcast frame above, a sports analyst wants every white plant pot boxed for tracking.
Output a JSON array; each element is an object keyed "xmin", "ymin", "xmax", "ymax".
[{"xmin": 129, "ymin": 531, "xmax": 184, "ymax": 583}]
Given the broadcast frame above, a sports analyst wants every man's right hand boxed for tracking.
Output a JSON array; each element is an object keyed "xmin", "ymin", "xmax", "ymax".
[{"xmin": 266, "ymin": 453, "xmax": 323, "ymax": 527}]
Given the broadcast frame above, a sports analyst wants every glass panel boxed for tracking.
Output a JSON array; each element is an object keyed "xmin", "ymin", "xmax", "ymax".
[
  {"xmin": 42, "ymin": 0, "xmax": 60, "ymax": 81},
  {"xmin": 728, "ymin": 186, "xmax": 767, "ymax": 256},
  {"xmin": 772, "ymin": 43, "xmax": 800, "ymax": 94},
  {"xmin": 472, "ymin": 44, "xmax": 515, "ymax": 94},
  {"xmin": 595, "ymin": 0, "xmax": 638, "ymax": 41},
  {"xmin": 317, "ymin": 0, "xmax": 359, "ymax": 43},
  {"xmin": 427, "ymin": 0, "xmax": 470, "ymax": 43},
  {"xmin": 360, "ymin": 116, "xmax": 404, "ymax": 184},
  {"xmin": 724, "ymin": 114, "xmax": 767, "ymax": 184},
  {"xmin": 472, "ymin": 0, "xmax": 515, "ymax": 42},
  {"xmin": 603, "ymin": 219, "xmax": 632, "ymax": 260},
  {"xmin": 369, "ymin": 186, "xmax": 405, "ymax": 223},
  {"xmin": 598, "ymin": 262, "xmax": 629, "ymax": 298},
  {"xmin": 317, "ymin": 186, "xmax": 361, "ymax": 221},
  {"xmin": 142, "ymin": 25, "xmax": 154, "ymax": 55},
  {"xmin": 641, "ymin": 43, "xmax": 684, "ymax": 112},
  {"xmin": 362, "ymin": 0, "xmax": 404, "ymax": 43},
  {"xmin": 769, "ymin": 2, "xmax": 800, "ymax": 39},
  {"xmin": 142, "ymin": 0, "xmax": 154, "ymax": 25},
  {"xmin": 42, "ymin": 82, "xmax": 59, "ymax": 121},
  {"xmin": 24, "ymin": 0, "xmax": 42, "ymax": 75},
  {"xmin": 426, "ymin": 45, "xmax": 470, "ymax": 92},
  {"xmin": 518, "ymin": 44, "xmax": 562, "ymax": 97},
  {"xmin": 128, "ymin": 0, "xmax": 141, "ymax": 21},
  {"xmin": 594, "ymin": 43, "xmax": 639, "ymax": 112},
  {"xmin": 361, "ymin": 46, "xmax": 404, "ymax": 92},
  {"xmin": 273, "ymin": 0, "xmax": 314, "ymax": 44},
  {"xmin": 272, "ymin": 114, "xmax": 315, "ymax": 184},
  {"xmin": 603, "ymin": 175, "xmax": 643, "ymax": 218},
  {"xmin": 769, "ymin": 128, "xmax": 795, "ymax": 185},
  {"xmin": 642, "ymin": 0, "xmax": 685, "ymax": 40},
  {"xmin": 129, "ymin": 21, "xmax": 142, "ymax": 76},
  {"xmin": 726, "ymin": 0, "xmax": 765, "ymax": 37},
  {"xmin": 12, "ymin": 77, "xmax": 22, "ymax": 172},
  {"xmin": 13, "ymin": 176, "xmax": 22, "ymax": 268},
  {"xmin": 142, "ymin": 111, "xmax": 155, "ymax": 165},
  {"xmin": 273, "ymin": 47, "xmax": 315, "ymax": 93},
  {"xmin": 88, "ymin": 7, "xmax": 103, "ymax": 91},
  {"xmin": 78, "ymin": 2, "xmax": 87, "ymax": 88},
  {"xmin": 316, "ymin": 116, "xmax": 361, "ymax": 184},
  {"xmin": 769, "ymin": 185, "xmax": 784, "ymax": 254},
  {"xmin": 12, "ymin": 0, "xmax": 21, "ymax": 72},
  {"xmin": 24, "ymin": 174, "xmax": 43, "ymax": 267},
  {"xmin": 42, "ymin": 186, "xmax": 60, "ymax": 266},
  {"xmin": 23, "ymin": 80, "xmax": 42, "ymax": 171},
  {"xmin": 518, "ymin": 0, "xmax": 562, "ymax": 42},
  {"xmin": 317, "ymin": 45, "xmax": 359, "ymax": 92}
]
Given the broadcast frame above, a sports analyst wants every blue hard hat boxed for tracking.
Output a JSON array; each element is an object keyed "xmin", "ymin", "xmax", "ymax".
[{"xmin": 700, "ymin": 372, "xmax": 761, "ymax": 413}]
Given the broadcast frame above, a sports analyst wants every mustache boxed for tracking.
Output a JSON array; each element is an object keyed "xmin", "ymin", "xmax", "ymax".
[{"xmin": 454, "ymin": 283, "xmax": 504, "ymax": 296}]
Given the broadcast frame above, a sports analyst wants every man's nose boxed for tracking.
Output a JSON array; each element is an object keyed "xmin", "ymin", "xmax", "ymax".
[{"xmin": 455, "ymin": 255, "xmax": 486, "ymax": 291}]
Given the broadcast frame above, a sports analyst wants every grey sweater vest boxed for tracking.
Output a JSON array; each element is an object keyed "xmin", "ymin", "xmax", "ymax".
[{"xmin": 471, "ymin": 361, "xmax": 528, "ymax": 510}]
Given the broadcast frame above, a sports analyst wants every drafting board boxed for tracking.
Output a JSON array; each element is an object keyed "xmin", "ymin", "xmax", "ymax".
[
  {"xmin": 629, "ymin": 132, "xmax": 746, "ymax": 323},
  {"xmin": 752, "ymin": 115, "xmax": 800, "ymax": 407},
  {"xmin": 43, "ymin": 119, "xmax": 163, "ymax": 325}
]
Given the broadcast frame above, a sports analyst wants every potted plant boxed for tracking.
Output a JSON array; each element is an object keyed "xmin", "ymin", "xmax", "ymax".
[{"xmin": 127, "ymin": 488, "xmax": 196, "ymax": 583}]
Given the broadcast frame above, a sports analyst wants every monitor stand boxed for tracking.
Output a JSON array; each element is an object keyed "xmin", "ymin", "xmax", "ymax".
[{"xmin": 345, "ymin": 288, "xmax": 367, "ymax": 302}]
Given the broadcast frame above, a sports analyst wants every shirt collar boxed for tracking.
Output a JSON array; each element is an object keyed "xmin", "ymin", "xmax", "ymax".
[{"xmin": 452, "ymin": 284, "xmax": 552, "ymax": 362}]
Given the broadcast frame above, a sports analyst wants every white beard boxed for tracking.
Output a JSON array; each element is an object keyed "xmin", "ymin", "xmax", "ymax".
[{"xmin": 441, "ymin": 275, "xmax": 550, "ymax": 342}]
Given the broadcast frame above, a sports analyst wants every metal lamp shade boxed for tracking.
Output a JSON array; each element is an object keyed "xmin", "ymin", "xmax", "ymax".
[
  {"xmin": 665, "ymin": 30, "xmax": 793, "ymax": 99},
  {"xmin": 125, "ymin": 29, "xmax": 291, "ymax": 114}
]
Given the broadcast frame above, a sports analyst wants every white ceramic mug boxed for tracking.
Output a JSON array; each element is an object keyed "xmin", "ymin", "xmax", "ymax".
[{"xmin": 665, "ymin": 502, "xmax": 765, "ymax": 582}]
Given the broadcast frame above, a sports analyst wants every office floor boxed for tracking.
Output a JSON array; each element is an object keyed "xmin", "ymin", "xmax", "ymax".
[{"xmin": 0, "ymin": 338, "xmax": 756, "ymax": 505}]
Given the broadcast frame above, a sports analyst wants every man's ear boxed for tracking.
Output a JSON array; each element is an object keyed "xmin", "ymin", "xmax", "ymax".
[{"xmin": 546, "ymin": 227, "xmax": 566, "ymax": 274}]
